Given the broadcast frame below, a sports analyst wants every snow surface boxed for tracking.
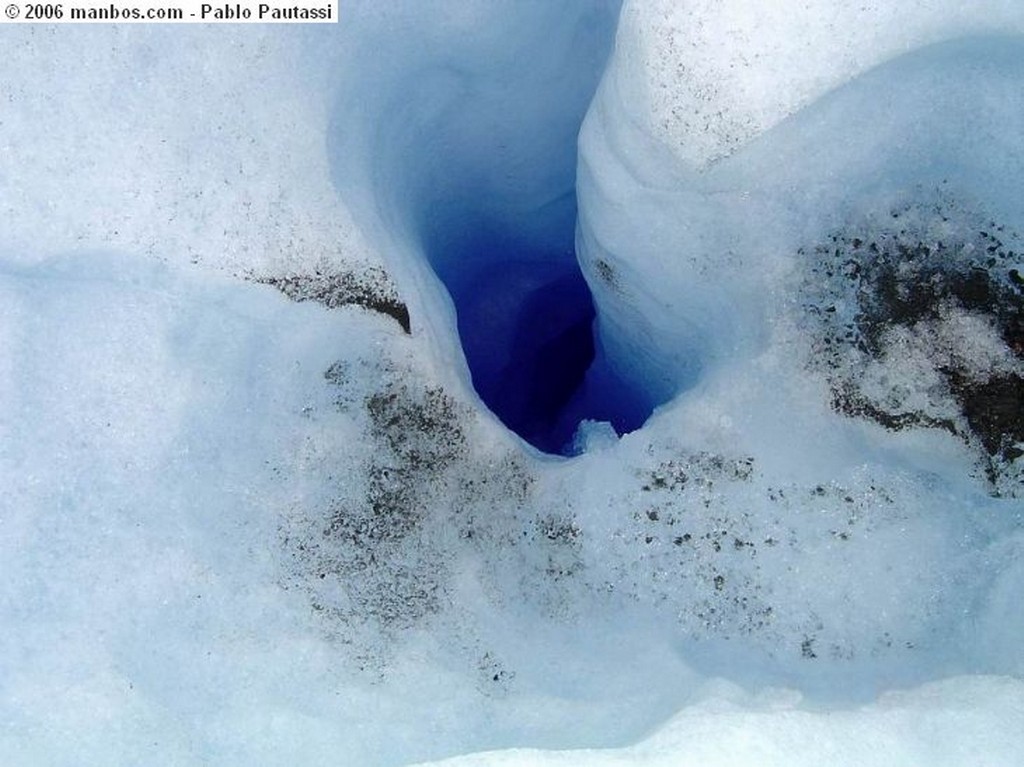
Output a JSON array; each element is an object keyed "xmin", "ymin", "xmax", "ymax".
[
  {"xmin": 2, "ymin": 2, "xmax": 1023, "ymax": 766},
  {"xmin": 415, "ymin": 676, "xmax": 1024, "ymax": 767}
]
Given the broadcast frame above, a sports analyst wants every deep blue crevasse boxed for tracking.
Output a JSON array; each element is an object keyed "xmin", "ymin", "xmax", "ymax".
[
  {"xmin": 424, "ymin": 210, "xmax": 601, "ymax": 454},
  {"xmin": 332, "ymin": 1, "xmax": 648, "ymax": 454},
  {"xmin": 420, "ymin": 184, "xmax": 650, "ymax": 454},
  {"xmin": 404, "ymin": 2, "xmax": 648, "ymax": 454}
]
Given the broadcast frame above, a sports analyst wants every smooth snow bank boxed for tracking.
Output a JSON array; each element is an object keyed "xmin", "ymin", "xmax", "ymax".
[
  {"xmin": 417, "ymin": 676, "xmax": 1024, "ymax": 767},
  {"xmin": 611, "ymin": 0, "xmax": 1024, "ymax": 169},
  {"xmin": 0, "ymin": 26, "xmax": 370, "ymax": 277}
]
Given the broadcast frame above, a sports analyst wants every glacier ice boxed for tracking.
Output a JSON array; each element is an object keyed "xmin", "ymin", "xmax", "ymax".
[
  {"xmin": 1, "ymin": 1, "xmax": 1023, "ymax": 766},
  {"xmin": 577, "ymin": 24, "xmax": 1024, "ymax": 426}
]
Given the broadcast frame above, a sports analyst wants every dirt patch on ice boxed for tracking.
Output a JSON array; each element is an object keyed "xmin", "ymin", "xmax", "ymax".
[
  {"xmin": 801, "ymin": 194, "xmax": 1024, "ymax": 495},
  {"xmin": 257, "ymin": 265, "xmax": 411, "ymax": 333}
]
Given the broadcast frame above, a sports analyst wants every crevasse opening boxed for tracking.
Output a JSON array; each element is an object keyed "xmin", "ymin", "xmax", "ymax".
[
  {"xmin": 430, "ymin": 220, "xmax": 598, "ymax": 454},
  {"xmin": 354, "ymin": 1, "xmax": 653, "ymax": 454}
]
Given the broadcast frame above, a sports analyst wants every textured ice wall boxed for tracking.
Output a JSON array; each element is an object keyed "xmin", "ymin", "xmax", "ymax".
[
  {"xmin": 611, "ymin": 0, "xmax": 1024, "ymax": 169},
  {"xmin": 577, "ymin": 0, "xmax": 1024, "ymax": 408},
  {"xmin": 564, "ymin": 1, "xmax": 1024, "ymax": 678}
]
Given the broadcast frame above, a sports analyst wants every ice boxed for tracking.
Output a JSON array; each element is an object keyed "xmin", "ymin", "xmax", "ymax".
[
  {"xmin": 1, "ymin": 2, "xmax": 1023, "ymax": 766},
  {"xmin": 412, "ymin": 676, "xmax": 1024, "ymax": 766},
  {"xmin": 578, "ymin": 32, "xmax": 1024, "ymax": 423},
  {"xmin": 609, "ymin": 0, "xmax": 1024, "ymax": 170},
  {"xmin": 327, "ymin": 0, "xmax": 656, "ymax": 453},
  {"xmin": 0, "ymin": 26, "xmax": 371, "ymax": 277}
]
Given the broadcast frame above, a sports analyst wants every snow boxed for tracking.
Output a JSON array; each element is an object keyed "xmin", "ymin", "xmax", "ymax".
[
  {"xmin": 578, "ymin": 32, "xmax": 1024, "ymax": 422},
  {"xmin": 1, "ymin": 2, "xmax": 1022, "ymax": 766},
  {"xmin": 611, "ymin": 0, "xmax": 1024, "ymax": 170},
  {"xmin": 414, "ymin": 676, "xmax": 1024, "ymax": 767},
  {"xmin": 0, "ymin": 26, "xmax": 369, "ymax": 276}
]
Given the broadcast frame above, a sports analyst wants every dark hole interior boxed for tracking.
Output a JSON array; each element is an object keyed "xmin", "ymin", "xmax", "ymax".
[
  {"xmin": 332, "ymin": 1, "xmax": 648, "ymax": 454},
  {"xmin": 425, "ymin": 205, "xmax": 649, "ymax": 455},
  {"xmin": 465, "ymin": 265, "xmax": 596, "ymax": 453}
]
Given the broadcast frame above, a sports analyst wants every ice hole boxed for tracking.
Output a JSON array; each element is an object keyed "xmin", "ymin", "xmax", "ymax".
[
  {"xmin": 406, "ymin": 4, "xmax": 653, "ymax": 454},
  {"xmin": 422, "ymin": 205, "xmax": 624, "ymax": 455},
  {"xmin": 419, "ymin": 173, "xmax": 654, "ymax": 453},
  {"xmin": 331, "ymin": 1, "xmax": 652, "ymax": 454}
]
